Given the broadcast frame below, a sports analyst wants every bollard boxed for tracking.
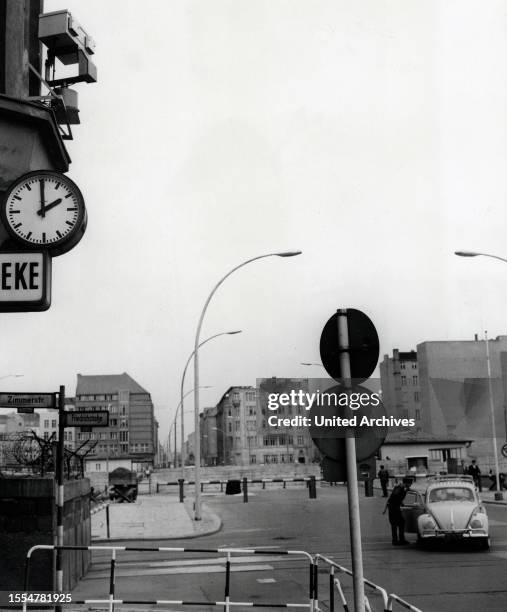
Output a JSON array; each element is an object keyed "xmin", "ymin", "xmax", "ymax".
[
  {"xmin": 178, "ymin": 478, "xmax": 184, "ymax": 503},
  {"xmin": 309, "ymin": 475, "xmax": 317, "ymax": 499},
  {"xmin": 220, "ymin": 481, "xmax": 224, "ymax": 492},
  {"xmin": 106, "ymin": 504, "xmax": 110, "ymax": 539},
  {"xmin": 243, "ymin": 477, "xmax": 248, "ymax": 503},
  {"xmin": 156, "ymin": 482, "xmax": 159, "ymax": 494}
]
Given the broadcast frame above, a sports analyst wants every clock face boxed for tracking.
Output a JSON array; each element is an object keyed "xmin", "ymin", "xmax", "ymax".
[{"xmin": 1, "ymin": 171, "xmax": 87, "ymax": 256}]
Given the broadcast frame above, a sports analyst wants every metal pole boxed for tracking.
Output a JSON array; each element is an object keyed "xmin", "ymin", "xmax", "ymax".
[
  {"xmin": 56, "ymin": 385, "xmax": 65, "ymax": 607},
  {"xmin": 338, "ymin": 310, "xmax": 365, "ymax": 612},
  {"xmin": 174, "ymin": 418, "xmax": 177, "ymax": 469},
  {"xmin": 193, "ymin": 251, "xmax": 301, "ymax": 520},
  {"xmin": 485, "ymin": 332, "xmax": 503, "ymax": 500}
]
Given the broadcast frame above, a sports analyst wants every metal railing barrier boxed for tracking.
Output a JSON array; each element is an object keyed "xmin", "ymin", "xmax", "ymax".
[
  {"xmin": 313, "ymin": 555, "xmax": 422, "ymax": 612},
  {"xmin": 156, "ymin": 476, "xmax": 320, "ymax": 501},
  {"xmin": 24, "ymin": 544, "xmax": 316, "ymax": 612}
]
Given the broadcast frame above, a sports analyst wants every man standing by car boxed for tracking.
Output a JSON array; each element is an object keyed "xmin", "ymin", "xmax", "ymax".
[
  {"xmin": 383, "ymin": 477, "xmax": 412, "ymax": 545},
  {"xmin": 378, "ymin": 465, "xmax": 390, "ymax": 497},
  {"xmin": 468, "ymin": 459, "xmax": 482, "ymax": 491}
]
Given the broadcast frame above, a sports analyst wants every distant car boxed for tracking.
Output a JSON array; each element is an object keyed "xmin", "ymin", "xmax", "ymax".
[{"xmin": 401, "ymin": 475, "xmax": 490, "ymax": 549}]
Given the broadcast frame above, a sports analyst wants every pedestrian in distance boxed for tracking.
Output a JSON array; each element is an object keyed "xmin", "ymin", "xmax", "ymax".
[
  {"xmin": 383, "ymin": 477, "xmax": 412, "ymax": 546},
  {"xmin": 378, "ymin": 465, "xmax": 390, "ymax": 497},
  {"xmin": 468, "ymin": 460, "xmax": 482, "ymax": 492}
]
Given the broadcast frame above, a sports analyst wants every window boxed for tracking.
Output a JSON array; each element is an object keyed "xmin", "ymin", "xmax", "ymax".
[
  {"xmin": 400, "ymin": 362, "xmax": 406, "ymax": 370},
  {"xmin": 401, "ymin": 375, "xmax": 406, "ymax": 385},
  {"xmin": 119, "ymin": 431, "xmax": 128, "ymax": 442},
  {"xmin": 51, "ymin": 420, "xmax": 57, "ymax": 428},
  {"xmin": 250, "ymin": 455, "xmax": 256, "ymax": 464},
  {"xmin": 110, "ymin": 432, "xmax": 117, "ymax": 439},
  {"xmin": 246, "ymin": 392, "xmax": 256, "ymax": 401},
  {"xmin": 415, "ymin": 409, "xmax": 421, "ymax": 420},
  {"xmin": 96, "ymin": 464, "xmax": 101, "ymax": 471},
  {"xmin": 297, "ymin": 435, "xmax": 304, "ymax": 445},
  {"xmin": 95, "ymin": 395, "xmax": 105, "ymax": 401},
  {"xmin": 414, "ymin": 391, "xmax": 419, "ymax": 402},
  {"xmin": 110, "ymin": 418, "xmax": 117, "ymax": 427},
  {"xmin": 249, "ymin": 407, "xmax": 256, "ymax": 416},
  {"xmin": 120, "ymin": 444, "xmax": 128, "ymax": 453},
  {"xmin": 228, "ymin": 422, "xmax": 232, "ymax": 433},
  {"xmin": 44, "ymin": 419, "xmax": 49, "ymax": 428},
  {"xmin": 43, "ymin": 431, "xmax": 48, "ymax": 440},
  {"xmin": 235, "ymin": 421, "xmax": 240, "ymax": 431},
  {"xmin": 413, "ymin": 375, "xmax": 418, "ymax": 385},
  {"xmin": 412, "ymin": 362, "xmax": 417, "ymax": 369}
]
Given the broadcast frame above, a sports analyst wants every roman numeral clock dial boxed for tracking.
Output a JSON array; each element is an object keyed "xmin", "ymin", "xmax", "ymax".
[{"xmin": 1, "ymin": 171, "xmax": 87, "ymax": 256}]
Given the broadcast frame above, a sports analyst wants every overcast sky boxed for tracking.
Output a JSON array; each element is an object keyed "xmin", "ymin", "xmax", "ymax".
[{"xmin": 1, "ymin": 1, "xmax": 506, "ymax": 441}]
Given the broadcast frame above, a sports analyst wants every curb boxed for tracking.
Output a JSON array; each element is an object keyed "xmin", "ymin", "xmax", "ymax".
[{"xmin": 91, "ymin": 502, "xmax": 222, "ymax": 543}]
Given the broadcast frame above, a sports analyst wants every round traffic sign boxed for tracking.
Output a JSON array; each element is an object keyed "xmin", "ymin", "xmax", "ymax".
[
  {"xmin": 319, "ymin": 309, "xmax": 379, "ymax": 384},
  {"xmin": 502, "ymin": 443, "xmax": 507, "ymax": 459},
  {"xmin": 308, "ymin": 384, "xmax": 387, "ymax": 461}
]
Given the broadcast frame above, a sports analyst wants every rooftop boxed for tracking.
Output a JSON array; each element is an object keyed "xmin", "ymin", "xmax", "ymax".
[{"xmin": 76, "ymin": 373, "xmax": 149, "ymax": 395}]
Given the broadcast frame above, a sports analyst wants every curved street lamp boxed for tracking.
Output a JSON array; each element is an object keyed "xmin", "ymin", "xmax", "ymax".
[
  {"xmin": 193, "ymin": 250, "xmax": 302, "ymax": 520},
  {"xmin": 179, "ymin": 331, "xmax": 241, "ymax": 480},
  {"xmin": 170, "ymin": 385, "xmax": 211, "ymax": 469},
  {"xmin": 455, "ymin": 250, "xmax": 507, "ymax": 264},
  {"xmin": 455, "ymin": 249, "xmax": 505, "ymax": 500}
]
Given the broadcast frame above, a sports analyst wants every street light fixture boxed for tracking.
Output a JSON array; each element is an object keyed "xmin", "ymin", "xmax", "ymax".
[
  {"xmin": 179, "ymin": 331, "xmax": 241, "ymax": 480},
  {"xmin": 193, "ymin": 250, "xmax": 302, "ymax": 520},
  {"xmin": 0, "ymin": 374, "xmax": 24, "ymax": 380},
  {"xmin": 455, "ymin": 250, "xmax": 505, "ymax": 500},
  {"xmin": 455, "ymin": 250, "xmax": 507, "ymax": 264}
]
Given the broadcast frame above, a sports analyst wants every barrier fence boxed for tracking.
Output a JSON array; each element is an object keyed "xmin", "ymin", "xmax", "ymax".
[
  {"xmin": 23, "ymin": 545, "xmax": 423, "ymax": 612},
  {"xmin": 24, "ymin": 545, "xmax": 315, "ymax": 612},
  {"xmin": 156, "ymin": 475, "xmax": 319, "ymax": 501},
  {"xmin": 313, "ymin": 555, "xmax": 422, "ymax": 612}
]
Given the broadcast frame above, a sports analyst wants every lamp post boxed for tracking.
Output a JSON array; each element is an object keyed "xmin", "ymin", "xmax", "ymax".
[
  {"xmin": 179, "ymin": 331, "xmax": 241, "ymax": 480},
  {"xmin": 455, "ymin": 250, "xmax": 505, "ymax": 500},
  {"xmin": 193, "ymin": 250, "xmax": 302, "ymax": 520},
  {"xmin": 455, "ymin": 250, "xmax": 507, "ymax": 265},
  {"xmin": 170, "ymin": 386, "xmax": 211, "ymax": 472}
]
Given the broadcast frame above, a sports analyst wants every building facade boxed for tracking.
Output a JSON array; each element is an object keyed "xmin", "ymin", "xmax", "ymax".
[
  {"xmin": 380, "ymin": 349, "xmax": 422, "ymax": 429},
  {"xmin": 204, "ymin": 379, "xmax": 318, "ymax": 467},
  {"xmin": 417, "ymin": 336, "xmax": 507, "ymax": 462},
  {"xmin": 75, "ymin": 373, "xmax": 157, "ymax": 472}
]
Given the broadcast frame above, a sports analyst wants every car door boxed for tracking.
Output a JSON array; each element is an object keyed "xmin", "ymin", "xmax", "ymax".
[{"xmin": 401, "ymin": 490, "xmax": 425, "ymax": 533}]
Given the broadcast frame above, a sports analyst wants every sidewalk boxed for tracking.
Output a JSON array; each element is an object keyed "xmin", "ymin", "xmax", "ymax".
[
  {"xmin": 91, "ymin": 493, "xmax": 222, "ymax": 541},
  {"xmin": 479, "ymin": 489, "xmax": 507, "ymax": 506}
]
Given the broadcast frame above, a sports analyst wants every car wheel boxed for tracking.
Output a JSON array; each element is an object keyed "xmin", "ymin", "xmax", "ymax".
[{"xmin": 477, "ymin": 537, "xmax": 490, "ymax": 551}]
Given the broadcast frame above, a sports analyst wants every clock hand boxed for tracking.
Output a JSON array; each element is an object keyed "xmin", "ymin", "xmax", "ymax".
[
  {"xmin": 37, "ymin": 198, "xmax": 62, "ymax": 216},
  {"xmin": 38, "ymin": 179, "xmax": 46, "ymax": 218}
]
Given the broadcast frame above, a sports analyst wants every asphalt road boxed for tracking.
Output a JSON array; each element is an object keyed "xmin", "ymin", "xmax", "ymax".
[{"xmin": 73, "ymin": 484, "xmax": 507, "ymax": 611}]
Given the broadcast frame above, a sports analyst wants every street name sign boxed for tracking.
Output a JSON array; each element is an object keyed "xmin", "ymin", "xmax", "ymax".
[
  {"xmin": 0, "ymin": 392, "xmax": 56, "ymax": 412},
  {"xmin": 0, "ymin": 251, "xmax": 51, "ymax": 311},
  {"xmin": 63, "ymin": 410, "xmax": 109, "ymax": 427}
]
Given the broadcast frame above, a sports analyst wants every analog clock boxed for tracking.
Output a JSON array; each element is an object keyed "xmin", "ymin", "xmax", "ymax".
[{"xmin": 1, "ymin": 170, "xmax": 87, "ymax": 256}]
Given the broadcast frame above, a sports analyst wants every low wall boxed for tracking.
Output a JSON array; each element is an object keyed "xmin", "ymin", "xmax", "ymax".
[{"xmin": 0, "ymin": 477, "xmax": 91, "ymax": 592}]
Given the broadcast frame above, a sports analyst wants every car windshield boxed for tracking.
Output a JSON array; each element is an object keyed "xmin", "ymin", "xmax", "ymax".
[{"xmin": 428, "ymin": 487, "xmax": 474, "ymax": 503}]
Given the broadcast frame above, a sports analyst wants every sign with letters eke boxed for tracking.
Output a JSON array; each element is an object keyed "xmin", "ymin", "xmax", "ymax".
[
  {"xmin": 0, "ymin": 392, "xmax": 56, "ymax": 412},
  {"xmin": 64, "ymin": 410, "xmax": 109, "ymax": 427},
  {"xmin": 0, "ymin": 251, "xmax": 51, "ymax": 312}
]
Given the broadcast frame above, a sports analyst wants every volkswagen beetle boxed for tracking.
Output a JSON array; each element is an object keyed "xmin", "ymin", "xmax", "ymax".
[{"xmin": 401, "ymin": 475, "xmax": 490, "ymax": 549}]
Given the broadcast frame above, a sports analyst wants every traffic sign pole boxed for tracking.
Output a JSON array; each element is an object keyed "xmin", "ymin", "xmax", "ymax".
[
  {"xmin": 56, "ymin": 385, "xmax": 65, "ymax": 609},
  {"xmin": 338, "ymin": 309, "xmax": 366, "ymax": 612}
]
